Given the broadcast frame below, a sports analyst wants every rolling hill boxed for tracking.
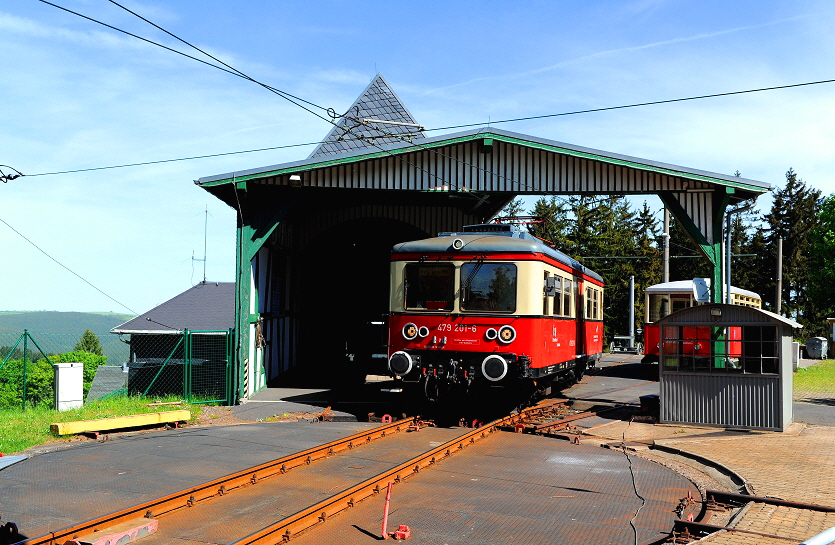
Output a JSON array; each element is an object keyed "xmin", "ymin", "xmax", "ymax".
[{"xmin": 0, "ymin": 311, "xmax": 136, "ymax": 364}]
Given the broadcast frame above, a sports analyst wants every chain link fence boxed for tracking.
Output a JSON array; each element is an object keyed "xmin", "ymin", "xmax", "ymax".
[
  {"xmin": 0, "ymin": 329, "xmax": 233, "ymax": 410},
  {"xmin": 793, "ymin": 339, "xmax": 835, "ymax": 406},
  {"xmin": 123, "ymin": 329, "xmax": 234, "ymax": 404}
]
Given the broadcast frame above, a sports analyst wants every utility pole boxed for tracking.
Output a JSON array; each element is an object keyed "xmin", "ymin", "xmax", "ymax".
[
  {"xmin": 776, "ymin": 238, "xmax": 783, "ymax": 315},
  {"xmin": 628, "ymin": 275, "xmax": 635, "ymax": 349}
]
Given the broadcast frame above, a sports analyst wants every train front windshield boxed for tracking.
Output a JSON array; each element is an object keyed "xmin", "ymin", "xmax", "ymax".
[
  {"xmin": 404, "ymin": 263, "xmax": 455, "ymax": 310},
  {"xmin": 460, "ymin": 263, "xmax": 517, "ymax": 312}
]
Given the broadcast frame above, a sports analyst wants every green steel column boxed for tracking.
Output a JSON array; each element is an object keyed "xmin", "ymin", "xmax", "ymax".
[
  {"xmin": 235, "ymin": 217, "xmax": 253, "ymax": 403},
  {"xmin": 710, "ymin": 187, "xmax": 732, "ymax": 304},
  {"xmin": 233, "ymin": 182, "xmax": 294, "ymax": 402},
  {"xmin": 659, "ymin": 189, "xmax": 732, "ymax": 302}
]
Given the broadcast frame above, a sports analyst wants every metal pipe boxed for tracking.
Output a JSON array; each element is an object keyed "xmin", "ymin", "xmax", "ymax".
[
  {"xmin": 382, "ymin": 481, "xmax": 392, "ymax": 539},
  {"xmin": 663, "ymin": 209, "xmax": 670, "ymax": 284},
  {"xmin": 726, "ymin": 213, "xmax": 732, "ymax": 305},
  {"xmin": 799, "ymin": 524, "xmax": 835, "ymax": 545}
]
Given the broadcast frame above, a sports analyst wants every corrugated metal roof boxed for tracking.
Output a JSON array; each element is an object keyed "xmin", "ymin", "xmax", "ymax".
[
  {"xmin": 655, "ymin": 303, "xmax": 801, "ymax": 328},
  {"xmin": 308, "ymin": 73, "xmax": 424, "ymax": 159},
  {"xmin": 198, "ymin": 127, "xmax": 770, "ymax": 195},
  {"xmin": 646, "ymin": 280, "xmax": 761, "ymax": 299},
  {"xmin": 111, "ymin": 282, "xmax": 235, "ymax": 334}
]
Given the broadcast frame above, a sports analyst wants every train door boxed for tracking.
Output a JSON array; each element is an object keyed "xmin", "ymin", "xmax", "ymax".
[{"xmin": 575, "ymin": 277, "xmax": 585, "ymax": 360}]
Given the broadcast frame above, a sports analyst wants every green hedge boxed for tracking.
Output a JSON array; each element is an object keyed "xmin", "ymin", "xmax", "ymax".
[{"xmin": 0, "ymin": 351, "xmax": 107, "ymax": 409}]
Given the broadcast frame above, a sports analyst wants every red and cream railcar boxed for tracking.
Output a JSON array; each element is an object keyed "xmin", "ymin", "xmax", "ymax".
[
  {"xmin": 642, "ymin": 280, "xmax": 762, "ymax": 363},
  {"xmin": 386, "ymin": 224, "xmax": 604, "ymax": 401}
]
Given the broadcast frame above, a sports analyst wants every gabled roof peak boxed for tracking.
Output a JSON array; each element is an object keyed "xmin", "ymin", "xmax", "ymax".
[{"xmin": 308, "ymin": 73, "xmax": 424, "ymax": 159}]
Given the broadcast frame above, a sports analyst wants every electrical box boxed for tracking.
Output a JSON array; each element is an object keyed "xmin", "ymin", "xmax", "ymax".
[{"xmin": 54, "ymin": 362, "xmax": 84, "ymax": 412}]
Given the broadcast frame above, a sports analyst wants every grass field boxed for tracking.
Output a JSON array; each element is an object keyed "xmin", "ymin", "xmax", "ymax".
[
  {"xmin": 794, "ymin": 359, "xmax": 835, "ymax": 402},
  {"xmin": 0, "ymin": 396, "xmax": 201, "ymax": 454}
]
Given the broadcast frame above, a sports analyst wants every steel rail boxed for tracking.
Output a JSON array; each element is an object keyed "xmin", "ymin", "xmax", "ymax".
[
  {"xmin": 706, "ymin": 490, "xmax": 835, "ymax": 513},
  {"xmin": 672, "ymin": 520, "xmax": 800, "ymax": 542},
  {"xmin": 229, "ymin": 409, "xmax": 534, "ymax": 544},
  {"xmin": 12, "ymin": 418, "xmax": 412, "ymax": 545}
]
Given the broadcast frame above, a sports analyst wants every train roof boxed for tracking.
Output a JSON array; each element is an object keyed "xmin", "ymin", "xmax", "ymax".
[
  {"xmin": 391, "ymin": 225, "xmax": 604, "ymax": 283},
  {"xmin": 645, "ymin": 280, "xmax": 760, "ymax": 299}
]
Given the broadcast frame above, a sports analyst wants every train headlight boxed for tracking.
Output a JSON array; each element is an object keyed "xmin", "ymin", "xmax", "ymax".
[
  {"xmin": 389, "ymin": 351, "xmax": 413, "ymax": 376},
  {"xmin": 481, "ymin": 355, "xmax": 508, "ymax": 381},
  {"xmin": 402, "ymin": 323, "xmax": 418, "ymax": 340},
  {"xmin": 485, "ymin": 327, "xmax": 498, "ymax": 341},
  {"xmin": 498, "ymin": 325, "xmax": 516, "ymax": 344},
  {"xmin": 417, "ymin": 326, "xmax": 430, "ymax": 338}
]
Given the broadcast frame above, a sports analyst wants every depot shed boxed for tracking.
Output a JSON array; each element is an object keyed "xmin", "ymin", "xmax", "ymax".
[
  {"xmin": 657, "ymin": 304, "xmax": 801, "ymax": 431},
  {"xmin": 196, "ymin": 73, "xmax": 770, "ymax": 402}
]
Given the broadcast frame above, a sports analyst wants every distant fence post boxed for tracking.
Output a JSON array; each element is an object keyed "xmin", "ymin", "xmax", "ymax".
[
  {"xmin": 184, "ymin": 328, "xmax": 191, "ymax": 403},
  {"xmin": 22, "ymin": 329, "xmax": 28, "ymax": 410}
]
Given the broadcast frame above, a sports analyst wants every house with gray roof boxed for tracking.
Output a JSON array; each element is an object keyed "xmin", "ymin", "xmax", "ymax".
[{"xmin": 111, "ymin": 281, "xmax": 235, "ymax": 399}]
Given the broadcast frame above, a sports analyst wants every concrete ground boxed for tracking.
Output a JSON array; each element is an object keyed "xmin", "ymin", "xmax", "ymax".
[
  {"xmin": 3, "ymin": 352, "xmax": 834, "ymax": 544},
  {"xmin": 562, "ymin": 353, "xmax": 835, "ymax": 544}
]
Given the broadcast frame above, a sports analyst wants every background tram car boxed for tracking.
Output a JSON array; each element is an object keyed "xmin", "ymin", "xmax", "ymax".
[
  {"xmin": 386, "ymin": 224, "xmax": 604, "ymax": 402},
  {"xmin": 641, "ymin": 280, "xmax": 762, "ymax": 363}
]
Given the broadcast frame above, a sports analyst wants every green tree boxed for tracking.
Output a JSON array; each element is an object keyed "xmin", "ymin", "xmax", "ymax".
[
  {"xmin": 528, "ymin": 196, "xmax": 571, "ymax": 249},
  {"xmin": 58, "ymin": 351, "xmax": 107, "ymax": 397},
  {"xmin": 763, "ymin": 169, "xmax": 822, "ymax": 329},
  {"xmin": 808, "ymin": 194, "xmax": 835, "ymax": 334},
  {"xmin": 631, "ymin": 202, "xmax": 662, "ymax": 324},
  {"xmin": 74, "ymin": 329, "xmax": 103, "ymax": 356},
  {"xmin": 668, "ymin": 218, "xmax": 711, "ymax": 282}
]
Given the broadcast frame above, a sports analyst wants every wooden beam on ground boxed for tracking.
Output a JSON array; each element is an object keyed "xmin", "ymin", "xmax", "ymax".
[{"xmin": 51, "ymin": 410, "xmax": 191, "ymax": 436}]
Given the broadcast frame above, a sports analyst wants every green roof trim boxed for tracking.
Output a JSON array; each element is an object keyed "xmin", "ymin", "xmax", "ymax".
[{"xmin": 198, "ymin": 130, "xmax": 769, "ymax": 195}]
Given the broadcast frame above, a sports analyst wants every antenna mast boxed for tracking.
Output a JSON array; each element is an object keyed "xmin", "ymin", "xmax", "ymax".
[{"xmin": 192, "ymin": 205, "xmax": 208, "ymax": 284}]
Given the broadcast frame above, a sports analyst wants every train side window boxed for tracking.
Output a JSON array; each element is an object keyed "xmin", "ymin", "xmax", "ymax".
[
  {"xmin": 460, "ymin": 262, "xmax": 517, "ymax": 312},
  {"xmin": 543, "ymin": 272, "xmax": 551, "ymax": 316},
  {"xmin": 404, "ymin": 263, "xmax": 455, "ymax": 311},
  {"xmin": 585, "ymin": 287, "xmax": 592, "ymax": 319},
  {"xmin": 563, "ymin": 278, "xmax": 572, "ymax": 317}
]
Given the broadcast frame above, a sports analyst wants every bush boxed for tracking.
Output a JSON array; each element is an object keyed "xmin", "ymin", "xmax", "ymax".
[
  {"xmin": 56, "ymin": 351, "xmax": 108, "ymax": 396},
  {"xmin": 0, "ymin": 358, "xmax": 55, "ymax": 408},
  {"xmin": 0, "ymin": 351, "xmax": 108, "ymax": 409}
]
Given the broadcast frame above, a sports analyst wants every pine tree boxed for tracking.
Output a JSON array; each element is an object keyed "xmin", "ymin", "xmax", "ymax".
[
  {"xmin": 808, "ymin": 194, "xmax": 835, "ymax": 336},
  {"xmin": 74, "ymin": 329, "xmax": 104, "ymax": 356},
  {"xmin": 764, "ymin": 169, "xmax": 822, "ymax": 325},
  {"xmin": 631, "ymin": 202, "xmax": 662, "ymax": 324},
  {"xmin": 668, "ymin": 219, "xmax": 711, "ymax": 281},
  {"xmin": 527, "ymin": 196, "xmax": 571, "ymax": 249}
]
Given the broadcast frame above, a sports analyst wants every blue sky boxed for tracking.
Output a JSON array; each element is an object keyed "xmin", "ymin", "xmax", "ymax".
[{"xmin": 2, "ymin": 0, "xmax": 834, "ymax": 314}]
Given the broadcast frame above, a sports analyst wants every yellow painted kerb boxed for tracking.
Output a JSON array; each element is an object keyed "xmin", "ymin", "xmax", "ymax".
[{"xmin": 51, "ymin": 410, "xmax": 191, "ymax": 435}]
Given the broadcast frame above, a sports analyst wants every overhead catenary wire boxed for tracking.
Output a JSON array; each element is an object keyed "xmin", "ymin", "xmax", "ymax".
[
  {"xmin": 425, "ymin": 77, "xmax": 835, "ymax": 132},
  {"xmin": 0, "ymin": 215, "xmax": 138, "ymax": 314},
  {"xmin": 105, "ymin": 0, "xmax": 327, "ymax": 114},
  {"xmin": 15, "ymin": 3, "xmax": 835, "ymax": 183},
  {"xmin": 21, "ymin": 0, "xmax": 833, "ymax": 218},
  {"xmin": 37, "ymin": 0, "xmax": 342, "ymax": 129},
  {"xmin": 12, "ymin": 70, "xmax": 835, "ymax": 182}
]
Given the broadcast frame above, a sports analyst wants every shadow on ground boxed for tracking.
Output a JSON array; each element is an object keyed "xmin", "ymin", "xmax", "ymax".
[{"xmin": 588, "ymin": 362, "xmax": 659, "ymax": 382}]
